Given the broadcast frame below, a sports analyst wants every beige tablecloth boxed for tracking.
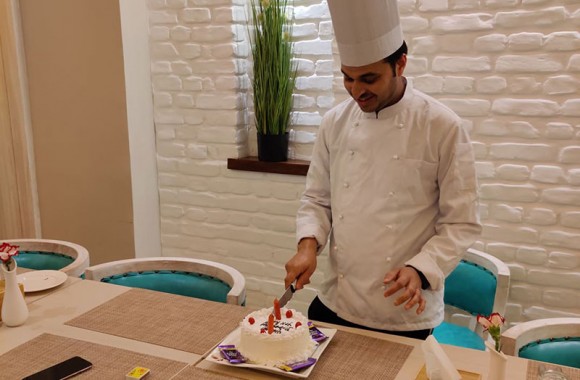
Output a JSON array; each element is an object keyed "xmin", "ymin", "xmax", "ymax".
[
  {"xmin": 527, "ymin": 360, "xmax": 580, "ymax": 380},
  {"xmin": 66, "ymin": 287, "xmax": 254, "ymax": 354},
  {"xmin": 173, "ymin": 365, "xmax": 246, "ymax": 379},
  {"xmin": 307, "ymin": 330, "xmax": 414, "ymax": 380},
  {"xmin": 0, "ymin": 333, "xmax": 187, "ymax": 379}
]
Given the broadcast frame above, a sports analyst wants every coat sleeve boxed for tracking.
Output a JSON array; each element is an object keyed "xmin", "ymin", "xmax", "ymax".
[
  {"xmin": 296, "ymin": 114, "xmax": 333, "ymax": 253},
  {"xmin": 405, "ymin": 120, "xmax": 482, "ymax": 291}
]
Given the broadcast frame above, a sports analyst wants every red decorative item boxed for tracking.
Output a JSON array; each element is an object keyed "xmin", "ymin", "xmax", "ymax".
[
  {"xmin": 0, "ymin": 242, "xmax": 20, "ymax": 271},
  {"xmin": 477, "ymin": 312, "xmax": 506, "ymax": 352},
  {"xmin": 273, "ymin": 298, "xmax": 281, "ymax": 320},
  {"xmin": 285, "ymin": 309, "xmax": 293, "ymax": 318},
  {"xmin": 268, "ymin": 314, "xmax": 274, "ymax": 334},
  {"xmin": 295, "ymin": 321, "xmax": 302, "ymax": 328},
  {"xmin": 248, "ymin": 317, "xmax": 255, "ymax": 325},
  {"xmin": 260, "ymin": 328, "xmax": 266, "ymax": 334},
  {"xmin": 0, "ymin": 242, "xmax": 19, "ymax": 262}
]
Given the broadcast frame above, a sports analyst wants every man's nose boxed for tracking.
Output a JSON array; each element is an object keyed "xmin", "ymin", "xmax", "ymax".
[{"xmin": 351, "ymin": 81, "xmax": 365, "ymax": 98}]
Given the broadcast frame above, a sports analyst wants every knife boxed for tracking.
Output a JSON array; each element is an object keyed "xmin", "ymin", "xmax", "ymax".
[{"xmin": 278, "ymin": 283, "xmax": 296, "ymax": 308}]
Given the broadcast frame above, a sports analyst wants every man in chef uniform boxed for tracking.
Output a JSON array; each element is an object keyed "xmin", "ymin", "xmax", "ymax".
[{"xmin": 284, "ymin": 0, "xmax": 481, "ymax": 339}]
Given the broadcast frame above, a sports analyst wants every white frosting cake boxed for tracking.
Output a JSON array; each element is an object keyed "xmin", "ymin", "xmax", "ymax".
[{"xmin": 238, "ymin": 307, "xmax": 316, "ymax": 365}]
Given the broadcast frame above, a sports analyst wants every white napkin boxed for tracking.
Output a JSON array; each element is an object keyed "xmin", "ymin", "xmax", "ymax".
[{"xmin": 421, "ymin": 335, "xmax": 462, "ymax": 380}]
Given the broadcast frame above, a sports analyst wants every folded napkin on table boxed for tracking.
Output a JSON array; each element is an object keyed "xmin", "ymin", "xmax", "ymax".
[{"xmin": 421, "ymin": 335, "xmax": 462, "ymax": 380}]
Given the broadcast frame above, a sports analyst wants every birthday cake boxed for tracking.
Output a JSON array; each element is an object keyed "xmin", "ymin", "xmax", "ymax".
[{"xmin": 238, "ymin": 306, "xmax": 316, "ymax": 365}]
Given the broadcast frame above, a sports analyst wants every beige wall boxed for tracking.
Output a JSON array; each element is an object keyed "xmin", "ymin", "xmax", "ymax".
[{"xmin": 19, "ymin": 0, "xmax": 134, "ymax": 264}]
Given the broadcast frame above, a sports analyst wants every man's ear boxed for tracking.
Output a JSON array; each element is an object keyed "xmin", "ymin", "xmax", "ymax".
[{"xmin": 396, "ymin": 54, "xmax": 407, "ymax": 76}]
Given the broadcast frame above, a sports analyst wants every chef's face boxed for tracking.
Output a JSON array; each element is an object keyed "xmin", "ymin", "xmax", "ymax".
[{"xmin": 341, "ymin": 55, "xmax": 407, "ymax": 113}]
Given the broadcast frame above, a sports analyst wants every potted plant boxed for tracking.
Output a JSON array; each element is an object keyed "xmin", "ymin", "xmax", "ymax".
[{"xmin": 248, "ymin": 0, "xmax": 297, "ymax": 162}]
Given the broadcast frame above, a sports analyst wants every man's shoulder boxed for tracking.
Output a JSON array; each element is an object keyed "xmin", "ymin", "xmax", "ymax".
[
  {"xmin": 409, "ymin": 87, "xmax": 462, "ymax": 125},
  {"xmin": 324, "ymin": 98, "xmax": 357, "ymax": 120}
]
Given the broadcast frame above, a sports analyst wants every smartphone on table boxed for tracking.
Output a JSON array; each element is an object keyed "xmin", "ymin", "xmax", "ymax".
[{"xmin": 22, "ymin": 356, "xmax": 92, "ymax": 380}]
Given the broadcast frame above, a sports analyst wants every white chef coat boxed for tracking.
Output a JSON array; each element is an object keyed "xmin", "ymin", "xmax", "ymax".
[{"xmin": 296, "ymin": 80, "xmax": 481, "ymax": 331}]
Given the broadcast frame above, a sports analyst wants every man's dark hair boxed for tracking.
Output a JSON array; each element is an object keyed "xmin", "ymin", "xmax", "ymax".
[{"xmin": 383, "ymin": 41, "xmax": 408, "ymax": 73}]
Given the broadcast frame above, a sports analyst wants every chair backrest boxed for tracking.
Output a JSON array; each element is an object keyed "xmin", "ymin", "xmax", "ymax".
[
  {"xmin": 84, "ymin": 257, "xmax": 246, "ymax": 306},
  {"xmin": 502, "ymin": 318, "xmax": 580, "ymax": 369},
  {"xmin": 5, "ymin": 239, "xmax": 90, "ymax": 278},
  {"xmin": 443, "ymin": 248, "xmax": 510, "ymax": 334}
]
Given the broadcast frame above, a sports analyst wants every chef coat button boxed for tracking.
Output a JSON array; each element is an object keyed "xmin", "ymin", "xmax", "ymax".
[
  {"xmin": 333, "ymin": 246, "xmax": 338, "ymax": 251},
  {"xmin": 349, "ymin": 150, "xmax": 354, "ymax": 156},
  {"xmin": 386, "ymin": 257, "xmax": 392, "ymax": 262},
  {"xmin": 393, "ymin": 154, "xmax": 400, "ymax": 160},
  {"xmin": 344, "ymin": 182, "xmax": 349, "ymax": 188},
  {"xmin": 339, "ymin": 273, "xmax": 344, "ymax": 279},
  {"xmin": 339, "ymin": 214, "xmax": 344, "ymax": 220},
  {"xmin": 389, "ymin": 191, "xmax": 395, "ymax": 196},
  {"xmin": 353, "ymin": 122, "xmax": 359, "ymax": 127},
  {"xmin": 398, "ymin": 123, "xmax": 404, "ymax": 129},
  {"xmin": 385, "ymin": 224, "xmax": 392, "ymax": 230}
]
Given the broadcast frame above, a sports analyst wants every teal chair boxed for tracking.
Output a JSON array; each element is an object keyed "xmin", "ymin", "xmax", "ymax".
[
  {"xmin": 502, "ymin": 318, "xmax": 580, "ymax": 369},
  {"xmin": 433, "ymin": 248, "xmax": 510, "ymax": 351},
  {"xmin": 84, "ymin": 257, "xmax": 246, "ymax": 305},
  {"xmin": 5, "ymin": 239, "xmax": 90, "ymax": 277}
]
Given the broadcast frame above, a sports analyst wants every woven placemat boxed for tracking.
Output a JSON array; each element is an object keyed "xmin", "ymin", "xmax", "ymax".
[
  {"xmin": 0, "ymin": 333, "xmax": 186, "ymax": 379},
  {"xmin": 172, "ymin": 365, "xmax": 245, "ymax": 379},
  {"xmin": 527, "ymin": 360, "xmax": 580, "ymax": 380},
  {"xmin": 308, "ymin": 330, "xmax": 413, "ymax": 380},
  {"xmin": 65, "ymin": 288, "xmax": 253, "ymax": 354}
]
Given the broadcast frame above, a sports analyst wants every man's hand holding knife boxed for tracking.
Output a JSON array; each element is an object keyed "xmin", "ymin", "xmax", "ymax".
[{"xmin": 284, "ymin": 237, "xmax": 318, "ymax": 290}]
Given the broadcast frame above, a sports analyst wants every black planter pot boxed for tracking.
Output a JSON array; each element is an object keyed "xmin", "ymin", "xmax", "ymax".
[{"xmin": 257, "ymin": 133, "xmax": 289, "ymax": 162}]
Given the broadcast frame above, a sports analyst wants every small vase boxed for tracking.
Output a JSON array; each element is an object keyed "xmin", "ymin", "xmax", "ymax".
[
  {"xmin": 257, "ymin": 132, "xmax": 289, "ymax": 162},
  {"xmin": 486, "ymin": 341, "xmax": 507, "ymax": 380},
  {"xmin": 1, "ymin": 261, "xmax": 29, "ymax": 327}
]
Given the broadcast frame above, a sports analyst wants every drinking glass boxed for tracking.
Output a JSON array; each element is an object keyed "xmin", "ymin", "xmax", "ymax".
[{"xmin": 538, "ymin": 365, "xmax": 570, "ymax": 380}]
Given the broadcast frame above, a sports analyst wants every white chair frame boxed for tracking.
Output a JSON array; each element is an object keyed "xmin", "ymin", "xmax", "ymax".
[
  {"xmin": 443, "ymin": 248, "xmax": 511, "ymax": 337},
  {"xmin": 84, "ymin": 257, "xmax": 246, "ymax": 306},
  {"xmin": 4, "ymin": 238, "xmax": 90, "ymax": 277},
  {"xmin": 502, "ymin": 317, "xmax": 580, "ymax": 357}
]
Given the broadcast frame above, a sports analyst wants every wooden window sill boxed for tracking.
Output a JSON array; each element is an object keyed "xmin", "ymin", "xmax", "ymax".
[{"xmin": 227, "ymin": 156, "xmax": 309, "ymax": 176}]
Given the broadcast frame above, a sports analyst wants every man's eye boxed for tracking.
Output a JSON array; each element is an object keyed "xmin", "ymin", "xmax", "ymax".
[
  {"xmin": 343, "ymin": 77, "xmax": 353, "ymax": 82},
  {"xmin": 362, "ymin": 78, "xmax": 376, "ymax": 84}
]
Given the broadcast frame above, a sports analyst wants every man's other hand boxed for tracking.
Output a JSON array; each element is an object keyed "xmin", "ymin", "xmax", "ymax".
[{"xmin": 383, "ymin": 266, "xmax": 426, "ymax": 314}]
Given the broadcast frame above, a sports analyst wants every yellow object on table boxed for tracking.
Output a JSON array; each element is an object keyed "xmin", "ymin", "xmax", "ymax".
[
  {"xmin": 416, "ymin": 365, "xmax": 482, "ymax": 380},
  {"xmin": 0, "ymin": 279, "xmax": 26, "ymax": 321},
  {"xmin": 126, "ymin": 366, "xmax": 150, "ymax": 379}
]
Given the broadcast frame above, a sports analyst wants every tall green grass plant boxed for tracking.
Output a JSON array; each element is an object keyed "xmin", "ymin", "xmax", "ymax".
[{"xmin": 249, "ymin": 0, "xmax": 296, "ymax": 135}]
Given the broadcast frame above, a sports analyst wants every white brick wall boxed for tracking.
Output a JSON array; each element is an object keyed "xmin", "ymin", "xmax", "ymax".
[{"xmin": 148, "ymin": 0, "xmax": 580, "ymax": 323}]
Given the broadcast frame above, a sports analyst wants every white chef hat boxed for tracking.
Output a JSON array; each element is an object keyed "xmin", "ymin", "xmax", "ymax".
[{"xmin": 327, "ymin": 0, "xmax": 404, "ymax": 67}]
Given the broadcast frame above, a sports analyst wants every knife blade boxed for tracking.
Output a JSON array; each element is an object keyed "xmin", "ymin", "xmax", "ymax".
[{"xmin": 278, "ymin": 284, "xmax": 295, "ymax": 308}]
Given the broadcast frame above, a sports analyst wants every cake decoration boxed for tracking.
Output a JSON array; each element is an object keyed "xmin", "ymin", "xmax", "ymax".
[
  {"xmin": 308, "ymin": 322, "xmax": 328, "ymax": 342},
  {"xmin": 268, "ymin": 314, "xmax": 274, "ymax": 334},
  {"xmin": 273, "ymin": 298, "xmax": 282, "ymax": 319},
  {"xmin": 218, "ymin": 345, "xmax": 247, "ymax": 364},
  {"xmin": 277, "ymin": 357, "xmax": 317, "ymax": 372}
]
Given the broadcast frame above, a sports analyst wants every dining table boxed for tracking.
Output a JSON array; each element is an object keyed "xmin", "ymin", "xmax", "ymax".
[{"xmin": 0, "ymin": 272, "xmax": 578, "ymax": 380}]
